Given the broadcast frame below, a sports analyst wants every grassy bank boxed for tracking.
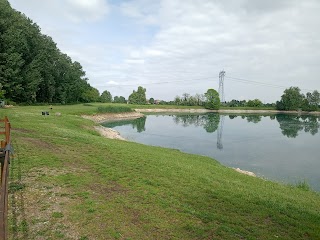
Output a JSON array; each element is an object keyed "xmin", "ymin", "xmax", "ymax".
[
  {"xmin": 1, "ymin": 105, "xmax": 320, "ymax": 239},
  {"xmin": 220, "ymin": 106, "xmax": 276, "ymax": 110}
]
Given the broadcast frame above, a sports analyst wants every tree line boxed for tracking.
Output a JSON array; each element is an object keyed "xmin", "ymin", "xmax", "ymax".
[
  {"xmin": 99, "ymin": 87, "xmax": 221, "ymax": 110},
  {"xmin": 102, "ymin": 85, "xmax": 320, "ymax": 113},
  {"xmin": 0, "ymin": 0, "xmax": 99, "ymax": 104},
  {"xmin": 276, "ymin": 87, "xmax": 320, "ymax": 111}
]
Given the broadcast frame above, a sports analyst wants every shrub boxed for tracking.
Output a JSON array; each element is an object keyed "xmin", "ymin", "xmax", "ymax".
[{"xmin": 97, "ymin": 106, "xmax": 133, "ymax": 113}]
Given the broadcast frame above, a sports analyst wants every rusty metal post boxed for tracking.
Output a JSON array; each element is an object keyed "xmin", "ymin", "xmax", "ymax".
[
  {"xmin": 0, "ymin": 117, "xmax": 11, "ymax": 240},
  {"xmin": 0, "ymin": 134, "xmax": 5, "ymax": 185},
  {"xmin": 0, "ymin": 151, "xmax": 9, "ymax": 240}
]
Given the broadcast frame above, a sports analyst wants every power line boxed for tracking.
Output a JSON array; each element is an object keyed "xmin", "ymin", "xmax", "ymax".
[
  {"xmin": 225, "ymin": 76, "xmax": 314, "ymax": 92},
  {"xmin": 94, "ymin": 73, "xmax": 314, "ymax": 93}
]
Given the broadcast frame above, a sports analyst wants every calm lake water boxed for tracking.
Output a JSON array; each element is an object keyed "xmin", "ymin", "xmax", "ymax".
[{"xmin": 103, "ymin": 113, "xmax": 320, "ymax": 191}]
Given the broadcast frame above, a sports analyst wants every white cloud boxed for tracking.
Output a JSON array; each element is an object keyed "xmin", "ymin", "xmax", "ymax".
[
  {"xmin": 113, "ymin": 0, "xmax": 320, "ymax": 101},
  {"xmin": 144, "ymin": 49, "xmax": 165, "ymax": 57},
  {"xmin": 106, "ymin": 81, "xmax": 119, "ymax": 85},
  {"xmin": 65, "ymin": 0, "xmax": 109, "ymax": 23},
  {"xmin": 9, "ymin": 0, "xmax": 109, "ymax": 24},
  {"xmin": 120, "ymin": 0, "xmax": 159, "ymax": 25},
  {"xmin": 125, "ymin": 59, "xmax": 145, "ymax": 65}
]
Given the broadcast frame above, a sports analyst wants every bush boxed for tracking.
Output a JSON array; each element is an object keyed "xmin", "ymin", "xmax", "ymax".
[
  {"xmin": 204, "ymin": 89, "xmax": 220, "ymax": 110},
  {"xmin": 5, "ymin": 99, "xmax": 17, "ymax": 106},
  {"xmin": 294, "ymin": 180, "xmax": 311, "ymax": 191},
  {"xmin": 97, "ymin": 106, "xmax": 133, "ymax": 113}
]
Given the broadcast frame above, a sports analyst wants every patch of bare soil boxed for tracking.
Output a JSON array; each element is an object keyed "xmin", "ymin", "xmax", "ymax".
[
  {"xmin": 20, "ymin": 137, "xmax": 56, "ymax": 152},
  {"xmin": 89, "ymin": 181, "xmax": 128, "ymax": 199},
  {"xmin": 9, "ymin": 167, "xmax": 83, "ymax": 240},
  {"xmin": 12, "ymin": 128, "xmax": 35, "ymax": 134}
]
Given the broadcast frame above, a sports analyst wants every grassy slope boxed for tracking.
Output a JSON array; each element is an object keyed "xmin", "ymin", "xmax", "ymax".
[{"xmin": 1, "ymin": 104, "xmax": 319, "ymax": 239}]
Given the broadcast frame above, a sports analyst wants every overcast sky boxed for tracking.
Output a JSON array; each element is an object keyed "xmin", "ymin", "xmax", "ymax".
[{"xmin": 8, "ymin": 0, "xmax": 320, "ymax": 102}]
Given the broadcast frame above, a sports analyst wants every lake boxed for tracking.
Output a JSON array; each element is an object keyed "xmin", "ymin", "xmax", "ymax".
[{"xmin": 103, "ymin": 113, "xmax": 320, "ymax": 191}]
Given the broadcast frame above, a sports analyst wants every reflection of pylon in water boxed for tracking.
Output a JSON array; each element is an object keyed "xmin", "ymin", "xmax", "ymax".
[
  {"xmin": 219, "ymin": 70, "xmax": 225, "ymax": 102},
  {"xmin": 217, "ymin": 115, "xmax": 225, "ymax": 150}
]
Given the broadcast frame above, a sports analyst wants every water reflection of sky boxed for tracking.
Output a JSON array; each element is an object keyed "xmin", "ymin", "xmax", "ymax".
[{"xmin": 103, "ymin": 114, "xmax": 320, "ymax": 191}]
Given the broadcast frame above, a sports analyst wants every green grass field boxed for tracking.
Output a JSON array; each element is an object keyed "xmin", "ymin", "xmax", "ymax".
[{"xmin": 1, "ymin": 104, "xmax": 319, "ymax": 239}]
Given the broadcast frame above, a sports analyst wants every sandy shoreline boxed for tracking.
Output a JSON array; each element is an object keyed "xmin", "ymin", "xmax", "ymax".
[
  {"xmin": 94, "ymin": 126, "xmax": 126, "ymax": 140},
  {"xmin": 82, "ymin": 112, "xmax": 144, "ymax": 141}
]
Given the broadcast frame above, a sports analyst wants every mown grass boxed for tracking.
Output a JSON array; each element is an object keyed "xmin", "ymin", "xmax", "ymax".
[{"xmin": 2, "ymin": 104, "xmax": 320, "ymax": 239}]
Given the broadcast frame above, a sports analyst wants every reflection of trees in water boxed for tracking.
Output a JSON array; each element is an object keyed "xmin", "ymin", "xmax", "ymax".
[
  {"xmin": 204, "ymin": 114, "xmax": 220, "ymax": 133},
  {"xmin": 227, "ymin": 114, "xmax": 320, "ymax": 138},
  {"xmin": 133, "ymin": 117, "xmax": 147, "ymax": 132},
  {"xmin": 173, "ymin": 114, "xmax": 223, "ymax": 150},
  {"xmin": 246, "ymin": 115, "xmax": 262, "ymax": 123},
  {"xmin": 173, "ymin": 114, "xmax": 220, "ymax": 133},
  {"xmin": 276, "ymin": 115, "xmax": 320, "ymax": 138},
  {"xmin": 102, "ymin": 117, "xmax": 147, "ymax": 133},
  {"xmin": 229, "ymin": 114, "xmax": 263, "ymax": 123},
  {"xmin": 105, "ymin": 114, "xmax": 319, "ymax": 138}
]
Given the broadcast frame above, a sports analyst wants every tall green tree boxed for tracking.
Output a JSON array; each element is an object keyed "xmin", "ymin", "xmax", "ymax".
[
  {"xmin": 276, "ymin": 87, "xmax": 305, "ymax": 111},
  {"xmin": 0, "ymin": 0, "xmax": 94, "ymax": 104},
  {"xmin": 303, "ymin": 90, "xmax": 320, "ymax": 111},
  {"xmin": 81, "ymin": 86, "xmax": 100, "ymax": 102},
  {"xmin": 128, "ymin": 86, "xmax": 147, "ymax": 104},
  {"xmin": 100, "ymin": 90, "xmax": 112, "ymax": 103},
  {"xmin": 181, "ymin": 93, "xmax": 190, "ymax": 106},
  {"xmin": 204, "ymin": 89, "xmax": 220, "ymax": 110},
  {"xmin": 247, "ymin": 99, "xmax": 263, "ymax": 107},
  {"xmin": 195, "ymin": 93, "xmax": 204, "ymax": 106},
  {"xmin": 0, "ymin": 83, "xmax": 5, "ymax": 99},
  {"xmin": 149, "ymin": 98, "xmax": 155, "ymax": 104},
  {"xmin": 114, "ymin": 96, "xmax": 126, "ymax": 103},
  {"xmin": 174, "ymin": 96, "xmax": 181, "ymax": 105}
]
